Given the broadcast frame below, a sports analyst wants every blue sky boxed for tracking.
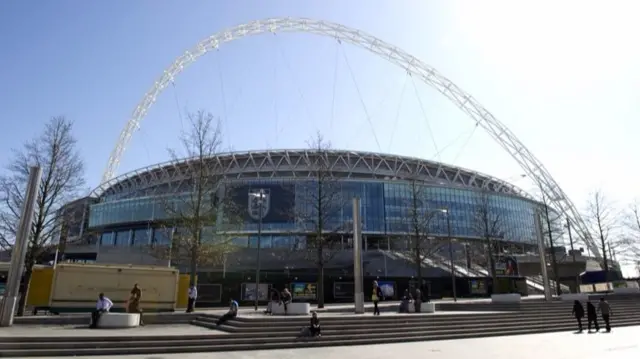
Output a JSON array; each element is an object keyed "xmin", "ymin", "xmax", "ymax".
[{"xmin": 1, "ymin": 1, "xmax": 638, "ymax": 259}]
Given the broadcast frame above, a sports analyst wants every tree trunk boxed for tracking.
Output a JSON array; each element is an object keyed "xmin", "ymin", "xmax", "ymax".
[
  {"xmin": 487, "ymin": 241, "xmax": 498, "ymax": 289},
  {"xmin": 414, "ymin": 238, "xmax": 422, "ymax": 290},
  {"xmin": 189, "ymin": 246, "xmax": 198, "ymax": 285},
  {"xmin": 317, "ymin": 261, "xmax": 325, "ymax": 308}
]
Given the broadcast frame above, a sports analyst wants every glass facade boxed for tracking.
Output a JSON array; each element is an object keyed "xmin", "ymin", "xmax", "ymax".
[{"xmin": 89, "ymin": 179, "xmax": 541, "ymax": 248}]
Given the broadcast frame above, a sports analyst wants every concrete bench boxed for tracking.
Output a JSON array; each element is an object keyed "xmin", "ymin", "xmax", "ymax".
[
  {"xmin": 271, "ymin": 302, "xmax": 310, "ymax": 315},
  {"xmin": 97, "ymin": 313, "xmax": 141, "ymax": 328},
  {"xmin": 491, "ymin": 293, "xmax": 521, "ymax": 303},
  {"xmin": 409, "ymin": 302, "xmax": 436, "ymax": 313}
]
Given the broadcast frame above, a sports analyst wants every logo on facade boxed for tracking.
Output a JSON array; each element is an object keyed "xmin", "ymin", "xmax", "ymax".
[{"xmin": 248, "ymin": 189, "xmax": 270, "ymax": 221}]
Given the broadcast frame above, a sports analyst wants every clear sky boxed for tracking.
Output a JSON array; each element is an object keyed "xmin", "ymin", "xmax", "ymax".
[{"xmin": 1, "ymin": 1, "xmax": 638, "ymax": 261}]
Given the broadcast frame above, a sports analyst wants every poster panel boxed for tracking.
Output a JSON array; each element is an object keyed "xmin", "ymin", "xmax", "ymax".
[
  {"xmin": 241, "ymin": 282, "xmax": 271, "ymax": 301},
  {"xmin": 333, "ymin": 282, "xmax": 354, "ymax": 299},
  {"xmin": 290, "ymin": 282, "xmax": 317, "ymax": 300},
  {"xmin": 495, "ymin": 256, "xmax": 519, "ymax": 277},
  {"xmin": 376, "ymin": 280, "xmax": 396, "ymax": 299},
  {"xmin": 469, "ymin": 279, "xmax": 487, "ymax": 295}
]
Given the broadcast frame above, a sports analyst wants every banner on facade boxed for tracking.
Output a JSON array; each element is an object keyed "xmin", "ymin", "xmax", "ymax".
[{"xmin": 377, "ymin": 280, "xmax": 396, "ymax": 299}]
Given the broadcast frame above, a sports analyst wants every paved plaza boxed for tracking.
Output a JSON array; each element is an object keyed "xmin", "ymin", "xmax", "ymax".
[{"xmin": 13, "ymin": 325, "xmax": 640, "ymax": 359}]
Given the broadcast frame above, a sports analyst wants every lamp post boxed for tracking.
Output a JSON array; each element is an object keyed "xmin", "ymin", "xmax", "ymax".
[{"xmin": 249, "ymin": 189, "xmax": 268, "ymax": 311}]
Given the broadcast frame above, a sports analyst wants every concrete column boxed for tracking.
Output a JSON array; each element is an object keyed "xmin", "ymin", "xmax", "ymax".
[
  {"xmin": 352, "ymin": 197, "xmax": 364, "ymax": 314},
  {"xmin": 0, "ymin": 166, "xmax": 42, "ymax": 327},
  {"xmin": 534, "ymin": 210, "xmax": 552, "ymax": 301}
]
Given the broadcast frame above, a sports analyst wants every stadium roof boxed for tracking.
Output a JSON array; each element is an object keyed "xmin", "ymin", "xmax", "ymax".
[{"xmin": 90, "ymin": 149, "xmax": 535, "ymax": 201}]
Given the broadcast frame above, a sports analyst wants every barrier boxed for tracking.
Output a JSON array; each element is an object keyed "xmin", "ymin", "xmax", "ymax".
[
  {"xmin": 98, "ymin": 313, "xmax": 141, "ymax": 328},
  {"xmin": 409, "ymin": 302, "xmax": 436, "ymax": 313},
  {"xmin": 271, "ymin": 302, "xmax": 310, "ymax": 315},
  {"xmin": 613, "ymin": 287, "xmax": 640, "ymax": 294},
  {"xmin": 490, "ymin": 293, "xmax": 521, "ymax": 303},
  {"xmin": 559, "ymin": 293, "xmax": 589, "ymax": 301}
]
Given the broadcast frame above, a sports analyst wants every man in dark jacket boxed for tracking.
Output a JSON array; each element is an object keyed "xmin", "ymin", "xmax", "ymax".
[
  {"xmin": 598, "ymin": 297, "xmax": 612, "ymax": 332},
  {"xmin": 586, "ymin": 300, "xmax": 599, "ymax": 332},
  {"xmin": 572, "ymin": 300, "xmax": 585, "ymax": 332}
]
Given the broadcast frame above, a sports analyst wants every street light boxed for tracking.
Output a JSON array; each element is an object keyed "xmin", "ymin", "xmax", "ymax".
[{"xmin": 249, "ymin": 189, "xmax": 268, "ymax": 311}]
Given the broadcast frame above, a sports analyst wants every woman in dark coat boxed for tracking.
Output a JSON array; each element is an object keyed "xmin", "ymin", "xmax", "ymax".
[
  {"xmin": 571, "ymin": 300, "xmax": 584, "ymax": 332},
  {"xmin": 586, "ymin": 300, "xmax": 599, "ymax": 332}
]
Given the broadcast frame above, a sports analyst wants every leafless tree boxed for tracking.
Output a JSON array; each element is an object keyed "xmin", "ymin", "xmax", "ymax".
[
  {"xmin": 294, "ymin": 133, "xmax": 347, "ymax": 308},
  {"xmin": 471, "ymin": 189, "xmax": 503, "ymax": 285},
  {"xmin": 621, "ymin": 200, "xmax": 640, "ymax": 264},
  {"xmin": 583, "ymin": 189, "xmax": 622, "ymax": 273},
  {"xmin": 402, "ymin": 179, "xmax": 440, "ymax": 288},
  {"xmin": 158, "ymin": 110, "xmax": 242, "ymax": 285},
  {"xmin": 0, "ymin": 117, "xmax": 85, "ymax": 315}
]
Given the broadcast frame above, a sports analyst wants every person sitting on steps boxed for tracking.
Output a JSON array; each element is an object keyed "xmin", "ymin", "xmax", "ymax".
[
  {"xmin": 90, "ymin": 293, "xmax": 113, "ymax": 328},
  {"xmin": 309, "ymin": 311, "xmax": 321, "ymax": 337},
  {"xmin": 216, "ymin": 299, "xmax": 239, "ymax": 327}
]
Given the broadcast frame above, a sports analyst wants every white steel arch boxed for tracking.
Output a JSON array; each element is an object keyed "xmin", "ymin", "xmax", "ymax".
[{"xmin": 102, "ymin": 17, "xmax": 601, "ymax": 259}]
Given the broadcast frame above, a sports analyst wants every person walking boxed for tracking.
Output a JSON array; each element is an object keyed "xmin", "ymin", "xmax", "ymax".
[
  {"xmin": 571, "ymin": 300, "xmax": 585, "ymax": 332},
  {"xmin": 598, "ymin": 297, "xmax": 612, "ymax": 332},
  {"xmin": 586, "ymin": 300, "xmax": 599, "ymax": 332},
  {"xmin": 372, "ymin": 281, "xmax": 382, "ymax": 316}
]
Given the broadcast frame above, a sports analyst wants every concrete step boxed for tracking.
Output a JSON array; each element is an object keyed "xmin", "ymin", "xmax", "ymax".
[
  {"xmin": 194, "ymin": 315, "xmax": 640, "ymax": 335},
  {"xmin": 2, "ymin": 320, "xmax": 637, "ymax": 357}
]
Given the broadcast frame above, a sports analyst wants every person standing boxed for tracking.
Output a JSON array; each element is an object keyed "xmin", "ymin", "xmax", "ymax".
[
  {"xmin": 186, "ymin": 283, "xmax": 197, "ymax": 313},
  {"xmin": 372, "ymin": 281, "xmax": 382, "ymax": 316},
  {"xmin": 586, "ymin": 300, "xmax": 599, "ymax": 332},
  {"xmin": 414, "ymin": 288, "xmax": 423, "ymax": 313},
  {"xmin": 90, "ymin": 293, "xmax": 113, "ymax": 328},
  {"xmin": 281, "ymin": 288, "xmax": 292, "ymax": 315},
  {"xmin": 598, "ymin": 297, "xmax": 612, "ymax": 332},
  {"xmin": 571, "ymin": 300, "xmax": 585, "ymax": 332},
  {"xmin": 128, "ymin": 283, "xmax": 144, "ymax": 326}
]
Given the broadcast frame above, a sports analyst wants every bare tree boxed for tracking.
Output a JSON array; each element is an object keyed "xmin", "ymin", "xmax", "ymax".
[
  {"xmin": 402, "ymin": 179, "xmax": 440, "ymax": 288},
  {"xmin": 471, "ymin": 189, "xmax": 503, "ymax": 285},
  {"xmin": 0, "ymin": 117, "xmax": 85, "ymax": 315},
  {"xmin": 159, "ymin": 110, "xmax": 242, "ymax": 284},
  {"xmin": 623, "ymin": 200, "xmax": 640, "ymax": 262},
  {"xmin": 583, "ymin": 190, "xmax": 622, "ymax": 274},
  {"xmin": 294, "ymin": 133, "xmax": 346, "ymax": 308}
]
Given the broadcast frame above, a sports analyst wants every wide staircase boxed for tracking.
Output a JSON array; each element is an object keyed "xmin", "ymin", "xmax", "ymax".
[{"xmin": 2, "ymin": 295, "xmax": 640, "ymax": 357}]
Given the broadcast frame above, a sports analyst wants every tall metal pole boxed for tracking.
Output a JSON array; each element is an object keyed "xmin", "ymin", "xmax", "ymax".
[
  {"xmin": 566, "ymin": 218, "xmax": 578, "ymax": 293},
  {"xmin": 254, "ymin": 195, "xmax": 263, "ymax": 311},
  {"xmin": 534, "ymin": 210, "xmax": 552, "ymax": 301},
  {"xmin": 352, "ymin": 197, "xmax": 364, "ymax": 314},
  {"xmin": 0, "ymin": 166, "xmax": 42, "ymax": 327},
  {"xmin": 446, "ymin": 213, "xmax": 456, "ymax": 302},
  {"xmin": 543, "ymin": 202, "xmax": 561, "ymax": 295},
  {"xmin": 566, "ymin": 218, "xmax": 576, "ymax": 263}
]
